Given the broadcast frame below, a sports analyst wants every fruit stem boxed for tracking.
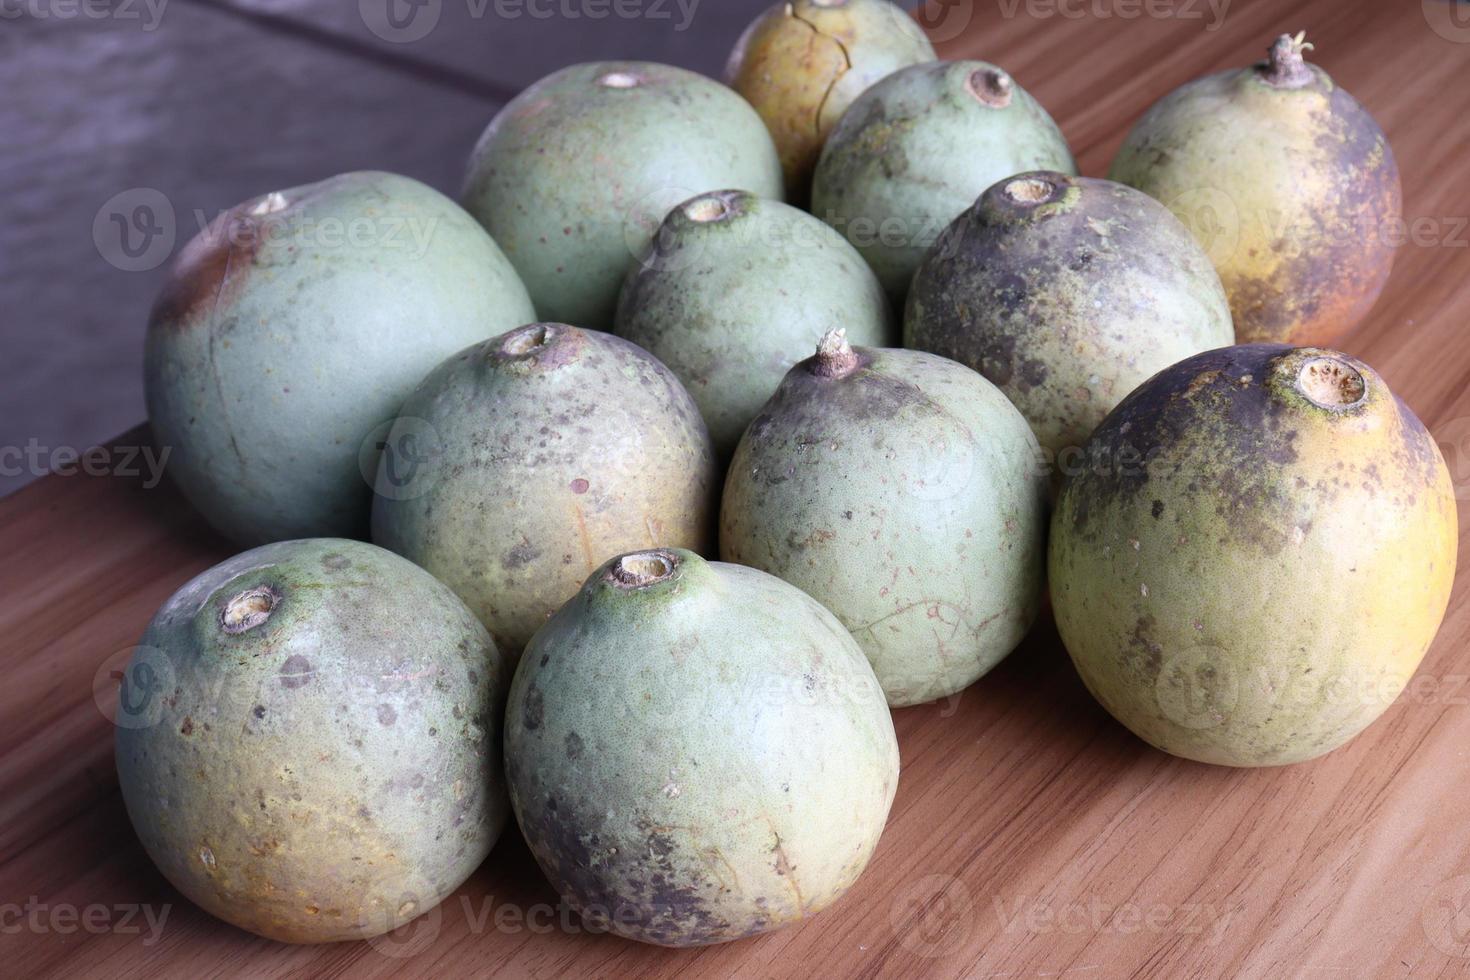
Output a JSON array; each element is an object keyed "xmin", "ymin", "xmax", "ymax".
[
  {"xmin": 610, "ymin": 551, "xmax": 677, "ymax": 587},
  {"xmin": 812, "ymin": 328, "xmax": 860, "ymax": 378},
  {"xmin": 1260, "ymin": 31, "xmax": 1314, "ymax": 88},
  {"xmin": 966, "ymin": 68, "xmax": 1013, "ymax": 108}
]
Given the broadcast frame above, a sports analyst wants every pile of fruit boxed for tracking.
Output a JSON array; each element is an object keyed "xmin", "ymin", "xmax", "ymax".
[{"xmin": 115, "ymin": 1, "xmax": 1457, "ymax": 948}]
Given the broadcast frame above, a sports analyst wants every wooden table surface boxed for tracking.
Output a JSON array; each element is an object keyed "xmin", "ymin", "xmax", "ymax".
[{"xmin": 4, "ymin": 1, "xmax": 1469, "ymax": 976}]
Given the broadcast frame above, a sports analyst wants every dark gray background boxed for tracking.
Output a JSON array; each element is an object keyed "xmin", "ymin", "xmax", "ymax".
[{"xmin": 0, "ymin": 0, "xmax": 780, "ymax": 496}]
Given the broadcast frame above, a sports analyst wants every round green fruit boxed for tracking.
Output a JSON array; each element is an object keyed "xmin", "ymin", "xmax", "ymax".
[
  {"xmin": 813, "ymin": 60, "xmax": 1075, "ymax": 300},
  {"xmin": 905, "ymin": 171, "xmax": 1234, "ymax": 464},
  {"xmin": 115, "ymin": 538, "xmax": 510, "ymax": 943},
  {"xmin": 614, "ymin": 189, "xmax": 895, "ymax": 458},
  {"xmin": 370, "ymin": 323, "xmax": 717, "ymax": 655},
  {"xmin": 1109, "ymin": 33, "xmax": 1400, "ymax": 347},
  {"xmin": 1050, "ymin": 345, "xmax": 1457, "ymax": 767},
  {"xmin": 504, "ymin": 548, "xmax": 899, "ymax": 945},
  {"xmin": 726, "ymin": 0, "xmax": 935, "ymax": 201},
  {"xmin": 144, "ymin": 172, "xmax": 536, "ymax": 547},
  {"xmin": 462, "ymin": 61, "xmax": 783, "ymax": 330},
  {"xmin": 721, "ymin": 331, "xmax": 1048, "ymax": 706}
]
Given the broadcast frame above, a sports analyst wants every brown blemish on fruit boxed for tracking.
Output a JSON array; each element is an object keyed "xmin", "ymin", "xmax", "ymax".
[{"xmin": 278, "ymin": 654, "xmax": 315, "ymax": 689}]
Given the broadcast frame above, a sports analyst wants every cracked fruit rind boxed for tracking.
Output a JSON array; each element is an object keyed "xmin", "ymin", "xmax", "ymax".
[
  {"xmin": 370, "ymin": 323, "xmax": 717, "ymax": 656},
  {"xmin": 614, "ymin": 189, "xmax": 895, "ymax": 459},
  {"xmin": 115, "ymin": 538, "xmax": 511, "ymax": 943},
  {"xmin": 905, "ymin": 171, "xmax": 1234, "ymax": 463},
  {"xmin": 1049, "ymin": 344, "xmax": 1457, "ymax": 767},
  {"xmin": 144, "ymin": 171, "xmax": 536, "ymax": 547},
  {"xmin": 1108, "ymin": 33, "xmax": 1401, "ymax": 347},
  {"xmin": 726, "ymin": 0, "xmax": 935, "ymax": 201},
  {"xmin": 813, "ymin": 60, "xmax": 1076, "ymax": 300},
  {"xmin": 720, "ymin": 332, "xmax": 1049, "ymax": 706},
  {"xmin": 504, "ymin": 548, "xmax": 899, "ymax": 945},
  {"xmin": 462, "ymin": 61, "xmax": 783, "ymax": 330}
]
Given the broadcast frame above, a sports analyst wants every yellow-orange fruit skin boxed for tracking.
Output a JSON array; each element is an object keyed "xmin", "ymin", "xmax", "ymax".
[
  {"xmin": 726, "ymin": 0, "xmax": 935, "ymax": 201},
  {"xmin": 1110, "ymin": 57, "xmax": 1400, "ymax": 348},
  {"xmin": 1050, "ymin": 345, "xmax": 1457, "ymax": 767}
]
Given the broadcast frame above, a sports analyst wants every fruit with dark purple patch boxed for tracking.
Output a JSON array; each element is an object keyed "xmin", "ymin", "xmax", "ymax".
[
  {"xmin": 905, "ymin": 171, "xmax": 1234, "ymax": 464},
  {"xmin": 115, "ymin": 538, "xmax": 510, "ymax": 942},
  {"xmin": 505, "ymin": 548, "xmax": 899, "ymax": 946},
  {"xmin": 1050, "ymin": 345, "xmax": 1457, "ymax": 766},
  {"xmin": 1109, "ymin": 33, "xmax": 1400, "ymax": 346}
]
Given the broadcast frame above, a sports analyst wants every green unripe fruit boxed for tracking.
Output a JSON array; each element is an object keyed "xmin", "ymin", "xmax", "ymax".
[
  {"xmin": 721, "ymin": 331, "xmax": 1048, "ymax": 706},
  {"xmin": 144, "ymin": 171, "xmax": 536, "ymax": 546},
  {"xmin": 463, "ymin": 62, "xmax": 784, "ymax": 330},
  {"xmin": 614, "ymin": 189, "xmax": 895, "ymax": 458},
  {"xmin": 371, "ymin": 323, "xmax": 717, "ymax": 656},
  {"xmin": 115, "ymin": 539, "xmax": 510, "ymax": 943},
  {"xmin": 813, "ymin": 61, "xmax": 1075, "ymax": 300},
  {"xmin": 1050, "ymin": 345, "xmax": 1458, "ymax": 767},
  {"xmin": 905, "ymin": 171, "xmax": 1234, "ymax": 464},
  {"xmin": 1109, "ymin": 33, "xmax": 1401, "ymax": 347},
  {"xmin": 726, "ymin": 0, "xmax": 936, "ymax": 202},
  {"xmin": 505, "ymin": 548, "xmax": 899, "ymax": 946}
]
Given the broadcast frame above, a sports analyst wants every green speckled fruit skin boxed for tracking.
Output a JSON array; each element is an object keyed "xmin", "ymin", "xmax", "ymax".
[
  {"xmin": 115, "ymin": 539, "xmax": 510, "ymax": 943},
  {"xmin": 371, "ymin": 324, "xmax": 717, "ymax": 656},
  {"xmin": 905, "ymin": 172, "xmax": 1234, "ymax": 463},
  {"xmin": 1108, "ymin": 38, "xmax": 1400, "ymax": 347},
  {"xmin": 505, "ymin": 549, "xmax": 899, "ymax": 946},
  {"xmin": 145, "ymin": 171, "xmax": 536, "ymax": 547},
  {"xmin": 1050, "ymin": 345, "xmax": 1457, "ymax": 767},
  {"xmin": 721, "ymin": 343, "xmax": 1048, "ymax": 706},
  {"xmin": 727, "ymin": 0, "xmax": 935, "ymax": 201},
  {"xmin": 614, "ymin": 190, "xmax": 895, "ymax": 458},
  {"xmin": 813, "ymin": 60, "xmax": 1076, "ymax": 299},
  {"xmin": 462, "ymin": 61, "xmax": 783, "ymax": 330}
]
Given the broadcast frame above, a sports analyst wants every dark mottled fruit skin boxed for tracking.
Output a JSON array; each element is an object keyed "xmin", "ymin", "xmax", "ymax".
[
  {"xmin": 1109, "ymin": 39, "xmax": 1401, "ymax": 347},
  {"xmin": 1050, "ymin": 345, "xmax": 1457, "ymax": 766},
  {"xmin": 145, "ymin": 171, "xmax": 535, "ymax": 546},
  {"xmin": 370, "ymin": 324, "xmax": 717, "ymax": 656},
  {"xmin": 905, "ymin": 172, "xmax": 1233, "ymax": 463},
  {"xmin": 115, "ymin": 539, "xmax": 510, "ymax": 943},
  {"xmin": 504, "ymin": 550, "xmax": 899, "ymax": 946},
  {"xmin": 720, "ymin": 341, "xmax": 1048, "ymax": 706}
]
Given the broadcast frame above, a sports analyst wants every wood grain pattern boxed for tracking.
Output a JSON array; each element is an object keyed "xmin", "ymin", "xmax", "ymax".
[{"xmin": 3, "ymin": 0, "xmax": 1469, "ymax": 976}]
